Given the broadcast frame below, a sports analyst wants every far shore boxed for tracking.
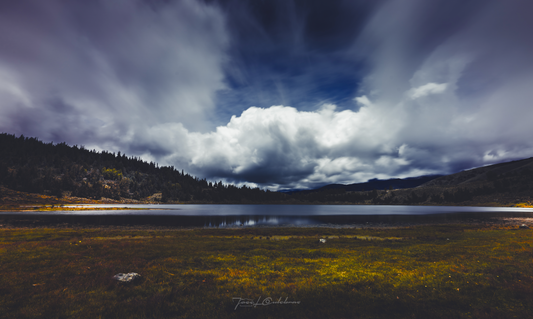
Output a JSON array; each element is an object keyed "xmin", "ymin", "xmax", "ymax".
[
  {"xmin": 2, "ymin": 186, "xmax": 533, "ymax": 210},
  {"xmin": 0, "ymin": 204, "xmax": 170, "ymax": 213}
]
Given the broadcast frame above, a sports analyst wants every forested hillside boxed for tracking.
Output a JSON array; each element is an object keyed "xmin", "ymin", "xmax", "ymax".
[{"xmin": 0, "ymin": 133, "xmax": 286, "ymax": 203}]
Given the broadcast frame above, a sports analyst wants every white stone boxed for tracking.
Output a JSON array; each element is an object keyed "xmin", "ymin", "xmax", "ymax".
[{"xmin": 113, "ymin": 272, "xmax": 141, "ymax": 282}]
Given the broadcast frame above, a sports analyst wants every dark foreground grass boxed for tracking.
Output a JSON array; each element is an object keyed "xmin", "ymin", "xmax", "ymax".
[{"xmin": 1, "ymin": 225, "xmax": 533, "ymax": 318}]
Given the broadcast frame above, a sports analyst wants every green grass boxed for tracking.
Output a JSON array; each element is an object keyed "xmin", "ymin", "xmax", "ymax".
[{"xmin": 1, "ymin": 225, "xmax": 533, "ymax": 318}]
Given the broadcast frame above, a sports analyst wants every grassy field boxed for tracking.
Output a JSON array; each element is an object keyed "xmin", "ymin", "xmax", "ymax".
[{"xmin": 1, "ymin": 225, "xmax": 533, "ymax": 318}]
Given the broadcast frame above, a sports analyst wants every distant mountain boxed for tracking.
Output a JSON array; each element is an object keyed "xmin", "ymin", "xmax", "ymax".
[{"xmin": 316, "ymin": 175, "xmax": 444, "ymax": 192}]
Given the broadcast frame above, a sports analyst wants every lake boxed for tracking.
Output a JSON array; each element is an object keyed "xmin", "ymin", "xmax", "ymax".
[{"xmin": 2, "ymin": 204, "xmax": 533, "ymax": 228}]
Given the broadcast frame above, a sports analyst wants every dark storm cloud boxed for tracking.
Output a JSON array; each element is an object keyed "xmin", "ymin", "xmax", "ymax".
[
  {"xmin": 6, "ymin": 96, "xmax": 100, "ymax": 146},
  {"xmin": 1, "ymin": 0, "xmax": 533, "ymax": 190}
]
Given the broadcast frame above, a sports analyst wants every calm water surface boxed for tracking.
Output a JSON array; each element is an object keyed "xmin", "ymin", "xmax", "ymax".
[{"xmin": 3, "ymin": 204, "xmax": 533, "ymax": 228}]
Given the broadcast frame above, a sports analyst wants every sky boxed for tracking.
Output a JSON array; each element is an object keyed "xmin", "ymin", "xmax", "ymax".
[{"xmin": 1, "ymin": 0, "xmax": 533, "ymax": 191}]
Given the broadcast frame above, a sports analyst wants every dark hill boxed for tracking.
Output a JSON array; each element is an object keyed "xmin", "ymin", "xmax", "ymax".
[
  {"xmin": 419, "ymin": 157, "xmax": 533, "ymax": 188},
  {"xmin": 0, "ymin": 133, "xmax": 286, "ymax": 203}
]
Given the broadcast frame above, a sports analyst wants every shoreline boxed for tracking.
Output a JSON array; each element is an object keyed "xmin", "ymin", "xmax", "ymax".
[{"xmin": 2, "ymin": 186, "xmax": 533, "ymax": 209}]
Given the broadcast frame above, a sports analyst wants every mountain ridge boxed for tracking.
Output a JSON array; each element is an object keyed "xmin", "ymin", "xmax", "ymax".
[{"xmin": 316, "ymin": 175, "xmax": 444, "ymax": 192}]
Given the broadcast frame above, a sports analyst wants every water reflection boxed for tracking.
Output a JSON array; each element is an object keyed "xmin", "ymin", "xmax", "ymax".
[
  {"xmin": 204, "ymin": 215, "xmax": 318, "ymax": 227},
  {"xmin": 2, "ymin": 211, "xmax": 533, "ymax": 228}
]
